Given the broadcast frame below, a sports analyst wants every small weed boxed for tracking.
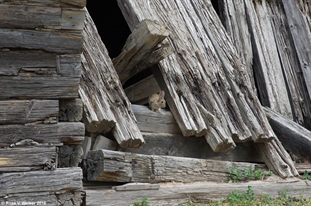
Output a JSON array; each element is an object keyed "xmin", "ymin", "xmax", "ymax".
[
  {"xmin": 267, "ymin": 170, "xmax": 273, "ymax": 176},
  {"xmin": 130, "ymin": 197, "xmax": 149, "ymax": 206},
  {"xmin": 228, "ymin": 166, "xmax": 265, "ymax": 182},
  {"xmin": 302, "ymin": 170, "xmax": 311, "ymax": 180}
]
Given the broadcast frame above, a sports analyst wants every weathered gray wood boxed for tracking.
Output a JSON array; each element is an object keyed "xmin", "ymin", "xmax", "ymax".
[
  {"xmin": 0, "ymin": 76, "xmax": 79, "ymax": 99},
  {"xmin": 56, "ymin": 191, "xmax": 84, "ymax": 206},
  {"xmin": 92, "ymin": 135, "xmax": 118, "ymax": 151},
  {"xmin": 0, "ymin": 100, "xmax": 58, "ymax": 124},
  {"xmin": 118, "ymin": 0, "xmax": 276, "ymax": 152},
  {"xmin": 61, "ymin": 0, "xmax": 86, "ymax": 8},
  {"xmin": 61, "ymin": 8, "xmax": 86, "ymax": 30},
  {"xmin": 132, "ymin": 104, "xmax": 181, "ymax": 134},
  {"xmin": 0, "ymin": 167, "xmax": 83, "ymax": 196},
  {"xmin": 264, "ymin": 107, "xmax": 311, "ymax": 163},
  {"xmin": 121, "ymin": 132, "xmax": 263, "ymax": 163},
  {"xmin": 113, "ymin": 183, "xmax": 160, "ymax": 191},
  {"xmin": 0, "ymin": 122, "xmax": 85, "ymax": 147},
  {"xmin": 112, "ymin": 19, "xmax": 171, "ymax": 84},
  {"xmin": 0, "ymin": 29, "xmax": 82, "ymax": 53},
  {"xmin": 85, "ymin": 180, "xmax": 311, "ymax": 206},
  {"xmin": 80, "ymin": 10, "xmax": 145, "ymax": 148},
  {"xmin": 59, "ymin": 98, "xmax": 83, "ymax": 122},
  {"xmin": 87, "ymin": 149, "xmax": 265, "ymax": 183},
  {"xmin": 0, "ymin": 51, "xmax": 81, "ymax": 76},
  {"xmin": 0, "ymin": 147, "xmax": 57, "ymax": 172},
  {"xmin": 125, "ymin": 75, "xmax": 161, "ymax": 104},
  {"xmin": 58, "ymin": 145, "xmax": 83, "ymax": 167}
]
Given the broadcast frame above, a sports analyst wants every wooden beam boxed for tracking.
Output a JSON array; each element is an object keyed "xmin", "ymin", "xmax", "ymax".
[
  {"xmin": 0, "ymin": 29, "xmax": 83, "ymax": 53},
  {"xmin": 264, "ymin": 107, "xmax": 311, "ymax": 163},
  {"xmin": 113, "ymin": 19, "xmax": 172, "ymax": 84},
  {"xmin": 131, "ymin": 104, "xmax": 181, "ymax": 134},
  {"xmin": 58, "ymin": 145, "xmax": 83, "ymax": 167},
  {"xmin": 0, "ymin": 167, "xmax": 83, "ymax": 196},
  {"xmin": 0, "ymin": 100, "xmax": 58, "ymax": 124},
  {"xmin": 80, "ymin": 10, "xmax": 145, "ymax": 148},
  {"xmin": 0, "ymin": 122, "xmax": 85, "ymax": 147},
  {"xmin": 0, "ymin": 147, "xmax": 57, "ymax": 172},
  {"xmin": 59, "ymin": 98, "xmax": 83, "ymax": 122},
  {"xmin": 87, "ymin": 149, "xmax": 265, "ymax": 183},
  {"xmin": 124, "ymin": 75, "xmax": 161, "ymax": 104}
]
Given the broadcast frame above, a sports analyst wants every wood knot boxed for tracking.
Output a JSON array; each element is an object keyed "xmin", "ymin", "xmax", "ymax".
[{"xmin": 150, "ymin": 174, "xmax": 155, "ymax": 179}]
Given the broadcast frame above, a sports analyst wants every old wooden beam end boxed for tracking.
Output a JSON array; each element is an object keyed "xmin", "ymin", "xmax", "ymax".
[{"xmin": 113, "ymin": 19, "xmax": 173, "ymax": 84}]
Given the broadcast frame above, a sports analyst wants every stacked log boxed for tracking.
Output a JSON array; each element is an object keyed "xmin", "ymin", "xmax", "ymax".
[{"xmin": 0, "ymin": 0, "xmax": 85, "ymax": 204}]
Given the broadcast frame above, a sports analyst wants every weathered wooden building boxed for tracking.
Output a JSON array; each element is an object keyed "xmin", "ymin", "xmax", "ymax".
[{"xmin": 1, "ymin": 0, "xmax": 311, "ymax": 205}]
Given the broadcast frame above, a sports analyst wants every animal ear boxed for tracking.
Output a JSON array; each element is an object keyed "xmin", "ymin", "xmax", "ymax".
[{"xmin": 159, "ymin": 90, "xmax": 165, "ymax": 98}]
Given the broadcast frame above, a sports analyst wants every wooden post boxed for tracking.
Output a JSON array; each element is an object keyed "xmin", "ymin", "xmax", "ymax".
[
  {"xmin": 113, "ymin": 19, "xmax": 172, "ymax": 84},
  {"xmin": 79, "ymin": 10, "xmax": 145, "ymax": 148}
]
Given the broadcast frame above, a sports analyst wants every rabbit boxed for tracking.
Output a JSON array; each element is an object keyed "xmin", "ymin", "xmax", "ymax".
[{"xmin": 148, "ymin": 90, "xmax": 166, "ymax": 112}]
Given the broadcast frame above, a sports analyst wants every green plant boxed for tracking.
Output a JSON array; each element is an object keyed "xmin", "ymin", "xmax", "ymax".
[
  {"xmin": 266, "ymin": 170, "xmax": 273, "ymax": 176},
  {"xmin": 302, "ymin": 170, "xmax": 311, "ymax": 180},
  {"xmin": 131, "ymin": 197, "xmax": 149, "ymax": 206},
  {"xmin": 228, "ymin": 166, "xmax": 265, "ymax": 182}
]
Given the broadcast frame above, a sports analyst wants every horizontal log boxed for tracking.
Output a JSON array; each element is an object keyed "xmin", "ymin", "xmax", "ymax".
[
  {"xmin": 87, "ymin": 149, "xmax": 265, "ymax": 183},
  {"xmin": 0, "ymin": 51, "xmax": 81, "ymax": 77},
  {"xmin": 0, "ymin": 122, "xmax": 85, "ymax": 147},
  {"xmin": 113, "ymin": 19, "xmax": 171, "ymax": 84},
  {"xmin": 121, "ymin": 132, "xmax": 263, "ymax": 163},
  {"xmin": 124, "ymin": 75, "xmax": 161, "ymax": 104},
  {"xmin": 85, "ymin": 179, "xmax": 311, "ymax": 206},
  {"xmin": 264, "ymin": 107, "xmax": 311, "ymax": 162},
  {"xmin": 80, "ymin": 10, "xmax": 144, "ymax": 148},
  {"xmin": 0, "ymin": 147, "xmax": 57, "ymax": 172},
  {"xmin": 0, "ymin": 4, "xmax": 85, "ymax": 30},
  {"xmin": 0, "ymin": 76, "xmax": 80, "ymax": 99},
  {"xmin": 0, "ymin": 167, "xmax": 83, "ymax": 196},
  {"xmin": 61, "ymin": 0, "xmax": 86, "ymax": 8},
  {"xmin": 0, "ymin": 29, "xmax": 83, "ymax": 53},
  {"xmin": 0, "ymin": 100, "xmax": 58, "ymax": 124},
  {"xmin": 132, "ymin": 104, "xmax": 181, "ymax": 134}
]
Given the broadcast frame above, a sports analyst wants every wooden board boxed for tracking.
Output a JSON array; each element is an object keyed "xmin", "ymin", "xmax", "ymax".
[
  {"xmin": 132, "ymin": 104, "xmax": 181, "ymax": 134},
  {"xmin": 80, "ymin": 10, "xmax": 144, "ymax": 148},
  {"xmin": 0, "ymin": 167, "xmax": 83, "ymax": 196},
  {"xmin": 112, "ymin": 19, "xmax": 171, "ymax": 84},
  {"xmin": 85, "ymin": 180, "xmax": 311, "ymax": 206},
  {"xmin": 0, "ymin": 100, "xmax": 58, "ymax": 124},
  {"xmin": 87, "ymin": 149, "xmax": 265, "ymax": 183},
  {"xmin": 0, "ymin": 29, "xmax": 83, "ymax": 53},
  {"xmin": 0, "ymin": 146, "xmax": 57, "ymax": 172},
  {"xmin": 0, "ymin": 122, "xmax": 85, "ymax": 147}
]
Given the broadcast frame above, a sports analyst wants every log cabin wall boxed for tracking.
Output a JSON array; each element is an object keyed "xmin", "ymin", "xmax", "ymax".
[{"xmin": 0, "ymin": 0, "xmax": 86, "ymax": 205}]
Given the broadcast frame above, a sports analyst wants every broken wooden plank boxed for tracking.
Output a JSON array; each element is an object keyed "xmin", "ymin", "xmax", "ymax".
[
  {"xmin": 113, "ymin": 183, "xmax": 160, "ymax": 191},
  {"xmin": 264, "ymin": 107, "xmax": 311, "ymax": 163},
  {"xmin": 85, "ymin": 179, "xmax": 311, "ymax": 206},
  {"xmin": 87, "ymin": 149, "xmax": 265, "ymax": 183},
  {"xmin": 59, "ymin": 98, "xmax": 83, "ymax": 122},
  {"xmin": 0, "ymin": 100, "xmax": 58, "ymax": 124},
  {"xmin": 124, "ymin": 75, "xmax": 161, "ymax": 104},
  {"xmin": 0, "ymin": 122, "xmax": 85, "ymax": 147},
  {"xmin": 132, "ymin": 104, "xmax": 181, "ymax": 134},
  {"xmin": 80, "ymin": 10, "xmax": 144, "ymax": 148},
  {"xmin": 121, "ymin": 132, "xmax": 263, "ymax": 163},
  {"xmin": 112, "ymin": 19, "xmax": 172, "ymax": 84},
  {"xmin": 0, "ymin": 29, "xmax": 83, "ymax": 53},
  {"xmin": 0, "ymin": 147, "xmax": 57, "ymax": 172},
  {"xmin": 0, "ymin": 167, "xmax": 83, "ymax": 196}
]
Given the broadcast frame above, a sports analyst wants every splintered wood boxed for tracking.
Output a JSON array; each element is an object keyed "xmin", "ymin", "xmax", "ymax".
[
  {"xmin": 117, "ymin": 0, "xmax": 275, "ymax": 152},
  {"xmin": 79, "ymin": 10, "xmax": 144, "ymax": 148}
]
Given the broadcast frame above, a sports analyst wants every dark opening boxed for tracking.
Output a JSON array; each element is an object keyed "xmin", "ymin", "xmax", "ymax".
[
  {"xmin": 210, "ymin": 0, "xmax": 221, "ymax": 16},
  {"xmin": 86, "ymin": 1, "xmax": 131, "ymax": 58}
]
